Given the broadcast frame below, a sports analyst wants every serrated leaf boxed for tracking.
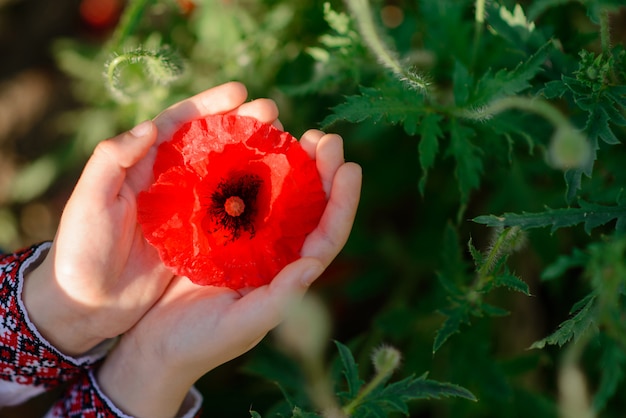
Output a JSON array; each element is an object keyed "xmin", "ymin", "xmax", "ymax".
[
  {"xmin": 334, "ymin": 340, "xmax": 364, "ymax": 398},
  {"xmin": 448, "ymin": 119, "xmax": 483, "ymax": 203},
  {"xmin": 468, "ymin": 237, "xmax": 484, "ymax": 268},
  {"xmin": 494, "ymin": 273, "xmax": 531, "ymax": 295},
  {"xmin": 542, "ymin": 79, "xmax": 568, "ymax": 99},
  {"xmin": 354, "ymin": 402, "xmax": 387, "ymax": 418},
  {"xmin": 472, "ymin": 41, "xmax": 554, "ymax": 105},
  {"xmin": 433, "ymin": 305, "xmax": 470, "ymax": 353},
  {"xmin": 472, "ymin": 200, "xmax": 626, "ymax": 234},
  {"xmin": 321, "ymin": 84, "xmax": 426, "ymax": 135},
  {"xmin": 418, "ymin": 113, "xmax": 443, "ymax": 194},
  {"xmin": 354, "ymin": 374, "xmax": 476, "ymax": 416},
  {"xmin": 379, "ymin": 374, "xmax": 477, "ymax": 403},
  {"xmin": 586, "ymin": 105, "xmax": 621, "ymax": 145},
  {"xmin": 530, "ymin": 294, "xmax": 598, "ymax": 349}
]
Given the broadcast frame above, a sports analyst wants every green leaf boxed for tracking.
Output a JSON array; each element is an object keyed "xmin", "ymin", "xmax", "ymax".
[
  {"xmin": 472, "ymin": 41, "xmax": 554, "ymax": 105},
  {"xmin": 480, "ymin": 302, "xmax": 510, "ymax": 317},
  {"xmin": 334, "ymin": 340, "xmax": 364, "ymax": 398},
  {"xmin": 530, "ymin": 294, "xmax": 598, "ymax": 349},
  {"xmin": 541, "ymin": 248, "xmax": 589, "ymax": 281},
  {"xmin": 585, "ymin": 105, "xmax": 620, "ymax": 146},
  {"xmin": 493, "ymin": 273, "xmax": 531, "ymax": 295},
  {"xmin": 378, "ymin": 374, "xmax": 477, "ymax": 403},
  {"xmin": 448, "ymin": 119, "xmax": 483, "ymax": 204},
  {"xmin": 354, "ymin": 374, "xmax": 476, "ymax": 417},
  {"xmin": 453, "ymin": 61, "xmax": 472, "ymax": 106},
  {"xmin": 321, "ymin": 83, "xmax": 426, "ymax": 135},
  {"xmin": 593, "ymin": 338, "xmax": 626, "ymax": 412},
  {"xmin": 473, "ymin": 200, "xmax": 626, "ymax": 234},
  {"xmin": 467, "ymin": 237, "xmax": 484, "ymax": 268},
  {"xmin": 418, "ymin": 113, "xmax": 443, "ymax": 194},
  {"xmin": 564, "ymin": 168, "xmax": 585, "ymax": 204},
  {"xmin": 291, "ymin": 407, "xmax": 319, "ymax": 418},
  {"xmin": 433, "ymin": 305, "xmax": 471, "ymax": 353}
]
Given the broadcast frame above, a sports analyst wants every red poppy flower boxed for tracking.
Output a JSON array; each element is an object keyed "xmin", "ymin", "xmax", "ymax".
[{"xmin": 137, "ymin": 115, "xmax": 327, "ymax": 289}]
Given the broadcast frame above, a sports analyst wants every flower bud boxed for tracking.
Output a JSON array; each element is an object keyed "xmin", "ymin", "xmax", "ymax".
[
  {"xmin": 547, "ymin": 127, "xmax": 591, "ymax": 171},
  {"xmin": 371, "ymin": 344, "xmax": 402, "ymax": 376}
]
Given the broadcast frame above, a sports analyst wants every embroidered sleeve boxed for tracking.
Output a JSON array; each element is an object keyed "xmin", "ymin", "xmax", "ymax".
[
  {"xmin": 0, "ymin": 243, "xmax": 106, "ymax": 406},
  {"xmin": 45, "ymin": 370, "xmax": 202, "ymax": 418}
]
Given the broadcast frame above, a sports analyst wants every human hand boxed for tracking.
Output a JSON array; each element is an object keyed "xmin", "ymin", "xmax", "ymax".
[
  {"xmin": 96, "ymin": 130, "xmax": 362, "ymax": 418},
  {"xmin": 23, "ymin": 82, "xmax": 280, "ymax": 356}
]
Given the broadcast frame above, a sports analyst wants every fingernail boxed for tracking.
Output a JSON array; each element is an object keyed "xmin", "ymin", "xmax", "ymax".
[
  {"xmin": 301, "ymin": 263, "xmax": 323, "ymax": 287},
  {"xmin": 130, "ymin": 120, "xmax": 153, "ymax": 137}
]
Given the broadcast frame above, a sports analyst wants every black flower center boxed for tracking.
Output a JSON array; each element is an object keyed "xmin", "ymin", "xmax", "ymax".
[{"xmin": 209, "ymin": 174, "xmax": 262, "ymax": 240}]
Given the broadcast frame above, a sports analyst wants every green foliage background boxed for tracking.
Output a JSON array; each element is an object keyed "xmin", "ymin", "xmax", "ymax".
[{"xmin": 1, "ymin": 0, "xmax": 626, "ymax": 416}]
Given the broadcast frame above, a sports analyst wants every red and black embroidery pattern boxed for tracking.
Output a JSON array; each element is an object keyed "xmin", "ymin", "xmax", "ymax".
[
  {"xmin": 46, "ymin": 370, "xmax": 121, "ymax": 418},
  {"xmin": 0, "ymin": 243, "xmax": 96, "ymax": 389},
  {"xmin": 47, "ymin": 370, "xmax": 203, "ymax": 418}
]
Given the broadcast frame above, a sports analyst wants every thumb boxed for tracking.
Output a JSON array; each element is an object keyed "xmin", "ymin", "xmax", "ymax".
[
  {"xmin": 233, "ymin": 257, "xmax": 325, "ymax": 336},
  {"xmin": 75, "ymin": 120, "xmax": 157, "ymax": 203}
]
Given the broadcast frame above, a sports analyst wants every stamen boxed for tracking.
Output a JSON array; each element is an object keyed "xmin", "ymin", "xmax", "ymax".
[
  {"xmin": 224, "ymin": 196, "xmax": 245, "ymax": 217},
  {"xmin": 208, "ymin": 174, "xmax": 263, "ymax": 241}
]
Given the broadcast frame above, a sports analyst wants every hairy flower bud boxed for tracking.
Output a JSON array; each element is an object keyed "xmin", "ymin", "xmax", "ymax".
[
  {"xmin": 371, "ymin": 344, "xmax": 402, "ymax": 376},
  {"xmin": 547, "ymin": 127, "xmax": 591, "ymax": 170}
]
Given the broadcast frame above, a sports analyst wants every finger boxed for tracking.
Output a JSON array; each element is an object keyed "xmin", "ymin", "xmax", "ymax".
[
  {"xmin": 272, "ymin": 119, "xmax": 284, "ymax": 131},
  {"xmin": 153, "ymin": 82, "xmax": 248, "ymax": 144},
  {"xmin": 76, "ymin": 120, "xmax": 157, "ymax": 203},
  {"xmin": 316, "ymin": 134, "xmax": 345, "ymax": 197},
  {"xmin": 228, "ymin": 98, "xmax": 279, "ymax": 125},
  {"xmin": 301, "ymin": 162, "xmax": 362, "ymax": 266},
  {"xmin": 229, "ymin": 257, "xmax": 325, "ymax": 334},
  {"xmin": 300, "ymin": 129, "xmax": 325, "ymax": 159}
]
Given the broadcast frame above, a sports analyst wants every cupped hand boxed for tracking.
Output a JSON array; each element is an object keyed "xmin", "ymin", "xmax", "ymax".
[
  {"xmin": 96, "ymin": 130, "xmax": 362, "ymax": 418},
  {"xmin": 23, "ymin": 82, "xmax": 280, "ymax": 356}
]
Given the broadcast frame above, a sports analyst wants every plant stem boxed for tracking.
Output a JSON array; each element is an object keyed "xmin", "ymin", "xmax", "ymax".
[
  {"xmin": 459, "ymin": 96, "xmax": 572, "ymax": 132},
  {"xmin": 342, "ymin": 369, "xmax": 391, "ymax": 416},
  {"xmin": 476, "ymin": 226, "xmax": 522, "ymax": 287},
  {"xmin": 107, "ymin": 0, "xmax": 154, "ymax": 52},
  {"xmin": 475, "ymin": 0, "xmax": 486, "ymax": 24},
  {"xmin": 599, "ymin": 8, "xmax": 611, "ymax": 56},
  {"xmin": 344, "ymin": 0, "xmax": 429, "ymax": 91},
  {"xmin": 471, "ymin": 0, "xmax": 486, "ymax": 69}
]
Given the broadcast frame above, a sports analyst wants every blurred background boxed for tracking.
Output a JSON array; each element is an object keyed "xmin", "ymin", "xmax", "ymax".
[{"xmin": 1, "ymin": 0, "xmax": 626, "ymax": 417}]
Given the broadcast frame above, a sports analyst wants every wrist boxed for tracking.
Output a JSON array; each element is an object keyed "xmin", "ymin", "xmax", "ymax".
[
  {"xmin": 97, "ymin": 334, "xmax": 195, "ymax": 418},
  {"xmin": 22, "ymin": 246, "xmax": 103, "ymax": 356}
]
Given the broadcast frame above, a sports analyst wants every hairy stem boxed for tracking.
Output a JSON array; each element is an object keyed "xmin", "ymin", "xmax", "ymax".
[
  {"xmin": 471, "ymin": 0, "xmax": 486, "ymax": 70},
  {"xmin": 459, "ymin": 96, "xmax": 572, "ymax": 131},
  {"xmin": 342, "ymin": 368, "xmax": 392, "ymax": 416},
  {"xmin": 476, "ymin": 226, "xmax": 522, "ymax": 281},
  {"xmin": 599, "ymin": 8, "xmax": 611, "ymax": 56},
  {"xmin": 475, "ymin": 0, "xmax": 486, "ymax": 24},
  {"xmin": 344, "ymin": 0, "xmax": 429, "ymax": 91},
  {"xmin": 107, "ymin": 0, "xmax": 154, "ymax": 52}
]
